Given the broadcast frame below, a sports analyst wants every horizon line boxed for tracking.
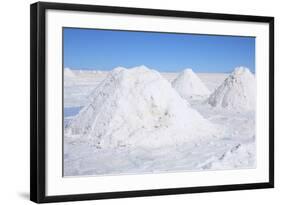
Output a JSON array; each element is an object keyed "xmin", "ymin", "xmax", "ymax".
[{"xmin": 64, "ymin": 65, "xmax": 254, "ymax": 74}]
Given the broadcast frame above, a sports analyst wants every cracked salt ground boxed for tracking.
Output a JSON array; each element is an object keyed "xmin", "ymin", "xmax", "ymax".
[{"xmin": 63, "ymin": 66, "xmax": 256, "ymax": 176}]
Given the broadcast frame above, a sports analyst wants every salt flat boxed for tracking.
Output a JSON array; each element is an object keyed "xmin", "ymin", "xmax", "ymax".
[{"xmin": 63, "ymin": 68, "xmax": 255, "ymax": 177}]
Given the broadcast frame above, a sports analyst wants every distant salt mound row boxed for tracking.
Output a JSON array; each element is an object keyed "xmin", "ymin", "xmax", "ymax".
[
  {"xmin": 64, "ymin": 68, "xmax": 77, "ymax": 87},
  {"xmin": 64, "ymin": 67, "xmax": 76, "ymax": 78},
  {"xmin": 172, "ymin": 68, "xmax": 210, "ymax": 100},
  {"xmin": 208, "ymin": 67, "xmax": 256, "ymax": 111},
  {"xmin": 66, "ymin": 65, "xmax": 218, "ymax": 148}
]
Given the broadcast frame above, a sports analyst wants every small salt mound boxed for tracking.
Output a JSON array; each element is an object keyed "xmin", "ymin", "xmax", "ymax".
[
  {"xmin": 172, "ymin": 68, "xmax": 210, "ymax": 99},
  {"xmin": 66, "ymin": 65, "xmax": 218, "ymax": 148},
  {"xmin": 208, "ymin": 66, "xmax": 256, "ymax": 111},
  {"xmin": 64, "ymin": 67, "xmax": 76, "ymax": 78}
]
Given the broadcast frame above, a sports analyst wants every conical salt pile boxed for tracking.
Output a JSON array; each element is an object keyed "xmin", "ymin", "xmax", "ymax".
[
  {"xmin": 208, "ymin": 66, "xmax": 256, "ymax": 111},
  {"xmin": 172, "ymin": 68, "xmax": 210, "ymax": 100}
]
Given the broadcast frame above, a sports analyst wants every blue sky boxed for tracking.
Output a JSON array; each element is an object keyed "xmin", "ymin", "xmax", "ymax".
[{"xmin": 63, "ymin": 28, "xmax": 255, "ymax": 73}]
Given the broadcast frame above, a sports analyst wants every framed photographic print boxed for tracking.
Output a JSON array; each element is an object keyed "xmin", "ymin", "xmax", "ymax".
[{"xmin": 30, "ymin": 1, "xmax": 274, "ymax": 203}]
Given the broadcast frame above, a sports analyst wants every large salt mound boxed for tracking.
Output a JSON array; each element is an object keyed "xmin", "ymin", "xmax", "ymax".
[
  {"xmin": 172, "ymin": 68, "xmax": 210, "ymax": 99},
  {"xmin": 66, "ymin": 66, "xmax": 218, "ymax": 148},
  {"xmin": 208, "ymin": 67, "xmax": 256, "ymax": 111}
]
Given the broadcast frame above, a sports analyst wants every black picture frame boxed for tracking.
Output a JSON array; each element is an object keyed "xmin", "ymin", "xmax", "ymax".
[{"xmin": 30, "ymin": 1, "xmax": 274, "ymax": 203}]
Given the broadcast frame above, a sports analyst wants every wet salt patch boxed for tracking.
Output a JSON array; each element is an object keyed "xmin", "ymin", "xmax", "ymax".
[{"xmin": 64, "ymin": 106, "xmax": 82, "ymax": 118}]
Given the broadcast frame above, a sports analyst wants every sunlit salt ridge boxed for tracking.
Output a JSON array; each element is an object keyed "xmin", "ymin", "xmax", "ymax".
[{"xmin": 66, "ymin": 65, "xmax": 219, "ymax": 148}]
